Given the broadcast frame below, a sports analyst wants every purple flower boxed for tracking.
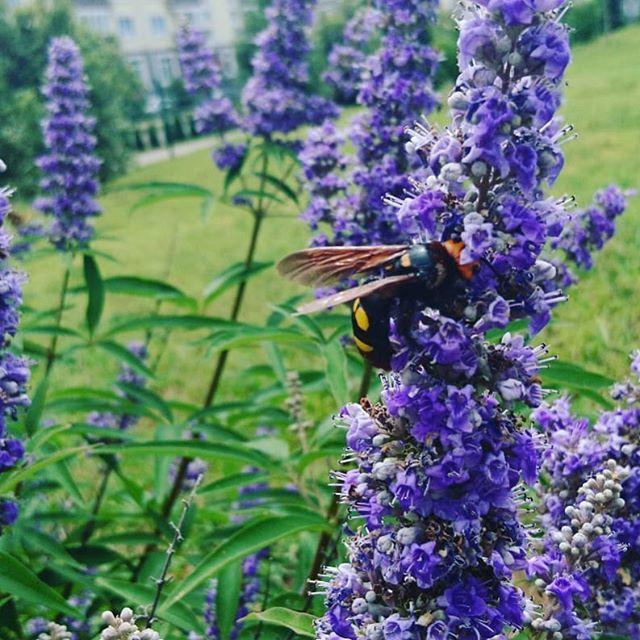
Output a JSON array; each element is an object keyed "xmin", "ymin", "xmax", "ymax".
[
  {"xmin": 177, "ymin": 25, "xmax": 238, "ymax": 135},
  {"xmin": 531, "ymin": 354, "xmax": 640, "ymax": 637},
  {"xmin": 0, "ymin": 163, "xmax": 30, "ymax": 534},
  {"xmin": 301, "ymin": 0, "xmax": 439, "ymax": 247},
  {"xmin": 241, "ymin": 0, "xmax": 337, "ymax": 137},
  {"xmin": 212, "ymin": 143, "xmax": 246, "ymax": 173},
  {"xmin": 34, "ymin": 37, "xmax": 101, "ymax": 251}
]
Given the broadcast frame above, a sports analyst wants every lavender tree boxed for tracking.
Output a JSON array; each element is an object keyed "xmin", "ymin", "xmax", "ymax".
[
  {"xmin": 301, "ymin": 0, "xmax": 440, "ymax": 246},
  {"xmin": 529, "ymin": 353, "xmax": 640, "ymax": 639},
  {"xmin": 34, "ymin": 37, "xmax": 101, "ymax": 252},
  {"xmin": 177, "ymin": 24, "xmax": 239, "ymax": 136},
  {"xmin": 0, "ymin": 163, "xmax": 31, "ymax": 533},
  {"xmin": 34, "ymin": 37, "xmax": 101, "ymax": 375},
  {"xmin": 309, "ymin": 2, "xmax": 616, "ymax": 638}
]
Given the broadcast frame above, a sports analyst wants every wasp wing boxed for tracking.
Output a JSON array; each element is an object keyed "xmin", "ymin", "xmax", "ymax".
[
  {"xmin": 296, "ymin": 274, "xmax": 416, "ymax": 315},
  {"xmin": 277, "ymin": 245, "xmax": 408, "ymax": 286}
]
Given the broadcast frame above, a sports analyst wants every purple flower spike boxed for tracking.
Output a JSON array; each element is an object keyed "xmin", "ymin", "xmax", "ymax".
[
  {"xmin": 242, "ymin": 0, "xmax": 337, "ymax": 137},
  {"xmin": 530, "ymin": 356, "xmax": 640, "ymax": 638},
  {"xmin": 301, "ymin": 0, "xmax": 440, "ymax": 247},
  {"xmin": 34, "ymin": 37, "xmax": 101, "ymax": 251},
  {"xmin": 177, "ymin": 24, "xmax": 239, "ymax": 135},
  {"xmin": 0, "ymin": 163, "xmax": 30, "ymax": 534}
]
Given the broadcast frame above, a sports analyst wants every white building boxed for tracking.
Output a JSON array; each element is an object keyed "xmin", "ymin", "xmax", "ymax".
[{"xmin": 71, "ymin": 0, "xmax": 243, "ymax": 91}]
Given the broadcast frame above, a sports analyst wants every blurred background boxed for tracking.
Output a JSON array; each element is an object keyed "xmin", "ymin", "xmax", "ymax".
[
  {"xmin": 1, "ymin": 0, "xmax": 639, "ymax": 404},
  {"xmin": 1, "ymin": 0, "xmax": 639, "ymax": 197}
]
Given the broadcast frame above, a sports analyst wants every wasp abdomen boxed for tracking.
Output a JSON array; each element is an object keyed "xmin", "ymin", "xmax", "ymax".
[{"xmin": 351, "ymin": 297, "xmax": 393, "ymax": 370}]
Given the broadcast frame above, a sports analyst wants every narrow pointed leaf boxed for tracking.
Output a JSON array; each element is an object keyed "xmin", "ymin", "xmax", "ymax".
[
  {"xmin": 243, "ymin": 608, "xmax": 315, "ymax": 638},
  {"xmin": 161, "ymin": 514, "xmax": 330, "ymax": 611},
  {"xmin": 83, "ymin": 254, "xmax": 104, "ymax": 337}
]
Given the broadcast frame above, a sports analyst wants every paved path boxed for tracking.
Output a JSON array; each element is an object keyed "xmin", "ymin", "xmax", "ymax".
[{"xmin": 133, "ymin": 135, "xmax": 218, "ymax": 167}]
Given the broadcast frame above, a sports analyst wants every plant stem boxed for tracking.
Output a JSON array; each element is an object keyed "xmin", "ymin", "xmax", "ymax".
[
  {"xmin": 45, "ymin": 263, "xmax": 72, "ymax": 375},
  {"xmin": 145, "ymin": 475, "xmax": 202, "ymax": 629},
  {"xmin": 202, "ymin": 209, "xmax": 264, "ymax": 407},
  {"xmin": 303, "ymin": 362, "xmax": 375, "ymax": 609},
  {"xmin": 78, "ymin": 456, "xmax": 115, "ymax": 545},
  {"xmin": 132, "ymin": 153, "xmax": 270, "ymax": 581}
]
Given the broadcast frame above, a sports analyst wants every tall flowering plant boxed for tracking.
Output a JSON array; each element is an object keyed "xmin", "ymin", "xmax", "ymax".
[
  {"xmin": 241, "ymin": 0, "xmax": 336, "ymax": 138},
  {"xmin": 301, "ymin": 0, "xmax": 440, "ymax": 246},
  {"xmin": 34, "ymin": 37, "xmax": 101, "ymax": 252},
  {"xmin": 323, "ymin": 7, "xmax": 381, "ymax": 105},
  {"xmin": 308, "ymin": 2, "xmax": 629, "ymax": 639},
  {"xmin": 529, "ymin": 353, "xmax": 640, "ymax": 639},
  {"xmin": 177, "ymin": 24, "xmax": 239, "ymax": 136},
  {"xmin": 0, "ymin": 164, "xmax": 31, "ymax": 532}
]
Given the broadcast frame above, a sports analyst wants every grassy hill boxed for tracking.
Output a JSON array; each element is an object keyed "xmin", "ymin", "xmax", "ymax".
[{"xmin": 17, "ymin": 24, "xmax": 640, "ymax": 410}]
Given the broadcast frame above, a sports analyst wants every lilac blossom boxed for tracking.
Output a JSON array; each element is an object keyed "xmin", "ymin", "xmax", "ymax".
[
  {"xmin": 34, "ymin": 37, "xmax": 101, "ymax": 251},
  {"xmin": 311, "ymin": 2, "xmax": 618, "ymax": 638},
  {"xmin": 529, "ymin": 354, "xmax": 640, "ymax": 639},
  {"xmin": 177, "ymin": 24, "xmax": 238, "ymax": 135},
  {"xmin": 301, "ymin": 0, "xmax": 440, "ymax": 246},
  {"xmin": 241, "ymin": 0, "xmax": 337, "ymax": 137},
  {"xmin": 0, "ymin": 163, "xmax": 31, "ymax": 533}
]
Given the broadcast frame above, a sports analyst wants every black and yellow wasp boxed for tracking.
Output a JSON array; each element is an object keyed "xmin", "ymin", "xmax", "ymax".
[{"xmin": 277, "ymin": 241, "xmax": 476, "ymax": 370}]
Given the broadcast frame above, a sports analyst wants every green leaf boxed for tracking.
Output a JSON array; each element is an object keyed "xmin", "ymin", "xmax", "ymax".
[
  {"xmin": 0, "ymin": 551, "xmax": 80, "ymax": 616},
  {"xmin": 19, "ymin": 527, "xmax": 84, "ymax": 569},
  {"xmin": 161, "ymin": 514, "xmax": 330, "ymax": 611},
  {"xmin": 200, "ymin": 471, "xmax": 271, "ymax": 496},
  {"xmin": 83, "ymin": 254, "xmax": 105, "ymax": 337},
  {"xmin": 251, "ymin": 173, "xmax": 299, "ymax": 204},
  {"xmin": 94, "ymin": 440, "xmax": 275, "ymax": 469},
  {"xmin": 296, "ymin": 447, "xmax": 344, "ymax": 474},
  {"xmin": 21, "ymin": 325, "xmax": 81, "ymax": 337},
  {"xmin": 24, "ymin": 377, "xmax": 48, "ymax": 436},
  {"xmin": 243, "ymin": 608, "xmax": 315, "ymax": 638},
  {"xmin": 231, "ymin": 188, "xmax": 284, "ymax": 204},
  {"xmin": 96, "ymin": 578, "xmax": 200, "ymax": 632},
  {"xmin": 322, "ymin": 339, "xmax": 349, "ymax": 406},
  {"xmin": 103, "ymin": 276, "xmax": 191, "ymax": 303},
  {"xmin": 116, "ymin": 381, "xmax": 173, "ymax": 422},
  {"xmin": 50, "ymin": 460, "xmax": 84, "ymax": 506},
  {"xmin": 203, "ymin": 261, "xmax": 273, "ymax": 306},
  {"xmin": 0, "ymin": 446, "xmax": 87, "ymax": 494},
  {"xmin": 206, "ymin": 326, "xmax": 310, "ymax": 353},
  {"xmin": 96, "ymin": 340, "xmax": 154, "ymax": 378},
  {"xmin": 106, "ymin": 314, "xmax": 230, "ymax": 337},
  {"xmin": 217, "ymin": 560, "xmax": 243, "ymax": 640},
  {"xmin": 543, "ymin": 361, "xmax": 614, "ymax": 391},
  {"xmin": 123, "ymin": 181, "xmax": 215, "ymax": 214}
]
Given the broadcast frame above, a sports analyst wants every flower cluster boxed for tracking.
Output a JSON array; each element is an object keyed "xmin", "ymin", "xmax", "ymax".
[
  {"xmin": 241, "ymin": 0, "xmax": 337, "ymax": 137},
  {"xmin": 309, "ymin": 2, "xmax": 626, "ymax": 638},
  {"xmin": 177, "ymin": 24, "xmax": 238, "ymax": 135},
  {"xmin": 323, "ymin": 7, "xmax": 381, "ymax": 104},
  {"xmin": 100, "ymin": 608, "xmax": 161, "ymax": 640},
  {"xmin": 86, "ymin": 342, "xmax": 148, "ymax": 434},
  {"xmin": 529, "ymin": 353, "xmax": 640, "ymax": 639},
  {"xmin": 301, "ymin": 0, "xmax": 440, "ymax": 246},
  {"xmin": 0, "ymin": 163, "xmax": 31, "ymax": 532},
  {"xmin": 548, "ymin": 184, "xmax": 633, "ymax": 288},
  {"xmin": 34, "ymin": 37, "xmax": 101, "ymax": 251}
]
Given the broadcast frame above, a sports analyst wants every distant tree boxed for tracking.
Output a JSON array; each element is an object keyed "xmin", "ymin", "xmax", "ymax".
[{"xmin": 0, "ymin": 0, "xmax": 145, "ymax": 199}]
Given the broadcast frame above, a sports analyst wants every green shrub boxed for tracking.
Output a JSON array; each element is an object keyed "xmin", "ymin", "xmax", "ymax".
[{"xmin": 0, "ymin": 1, "xmax": 144, "ymax": 199}]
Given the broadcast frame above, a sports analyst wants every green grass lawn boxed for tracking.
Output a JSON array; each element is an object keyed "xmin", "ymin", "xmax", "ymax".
[{"xmin": 18, "ymin": 24, "xmax": 640, "ymax": 414}]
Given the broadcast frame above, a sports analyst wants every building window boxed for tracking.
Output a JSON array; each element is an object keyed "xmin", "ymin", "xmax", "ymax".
[
  {"xmin": 80, "ymin": 13, "xmax": 110, "ymax": 34},
  {"xmin": 118, "ymin": 16, "xmax": 135, "ymax": 38},
  {"xmin": 150, "ymin": 15, "xmax": 167, "ymax": 37}
]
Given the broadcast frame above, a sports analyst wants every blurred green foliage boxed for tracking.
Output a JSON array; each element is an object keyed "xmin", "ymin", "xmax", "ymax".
[{"xmin": 0, "ymin": 0, "xmax": 145, "ymax": 199}]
